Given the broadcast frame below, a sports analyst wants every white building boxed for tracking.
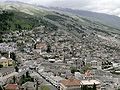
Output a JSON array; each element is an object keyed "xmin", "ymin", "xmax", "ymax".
[
  {"xmin": 90, "ymin": 60, "xmax": 102, "ymax": 70},
  {"xmin": 81, "ymin": 80, "xmax": 101, "ymax": 90}
]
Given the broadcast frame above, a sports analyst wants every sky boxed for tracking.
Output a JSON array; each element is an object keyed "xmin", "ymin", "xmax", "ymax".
[{"xmin": 1, "ymin": 0, "xmax": 120, "ymax": 17}]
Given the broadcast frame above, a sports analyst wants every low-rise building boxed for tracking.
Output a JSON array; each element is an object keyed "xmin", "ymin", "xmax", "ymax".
[
  {"xmin": 34, "ymin": 42, "xmax": 47, "ymax": 54},
  {"xmin": 4, "ymin": 84, "xmax": 19, "ymax": 90},
  {"xmin": 60, "ymin": 78, "xmax": 81, "ymax": 90},
  {"xmin": 90, "ymin": 60, "xmax": 102, "ymax": 70},
  {"xmin": 0, "ymin": 57, "xmax": 14, "ymax": 67},
  {"xmin": 0, "ymin": 67, "xmax": 17, "ymax": 85},
  {"xmin": 81, "ymin": 80, "xmax": 101, "ymax": 90}
]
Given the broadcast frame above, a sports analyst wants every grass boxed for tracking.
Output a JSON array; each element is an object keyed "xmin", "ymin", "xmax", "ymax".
[{"xmin": 39, "ymin": 85, "xmax": 50, "ymax": 90}]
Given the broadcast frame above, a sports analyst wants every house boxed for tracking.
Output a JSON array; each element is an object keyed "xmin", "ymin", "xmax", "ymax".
[
  {"xmin": 48, "ymin": 75, "xmax": 63, "ymax": 87},
  {"xmin": 81, "ymin": 80, "xmax": 101, "ymax": 90},
  {"xmin": 75, "ymin": 72, "xmax": 82, "ymax": 80},
  {"xmin": 60, "ymin": 78, "xmax": 81, "ymax": 90},
  {"xmin": 90, "ymin": 60, "xmax": 102, "ymax": 70},
  {"xmin": 0, "ymin": 67, "xmax": 17, "ymax": 85},
  {"xmin": 70, "ymin": 57, "xmax": 84, "ymax": 69},
  {"xmin": 0, "ymin": 57, "xmax": 14, "ymax": 67},
  {"xmin": 34, "ymin": 42, "xmax": 47, "ymax": 54},
  {"xmin": 21, "ymin": 81, "xmax": 35, "ymax": 90},
  {"xmin": 84, "ymin": 70, "xmax": 93, "ymax": 80},
  {"xmin": 4, "ymin": 84, "xmax": 19, "ymax": 90},
  {"xmin": 0, "ymin": 67, "xmax": 15, "ymax": 77}
]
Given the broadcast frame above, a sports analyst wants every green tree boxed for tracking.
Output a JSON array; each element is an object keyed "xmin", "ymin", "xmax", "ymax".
[
  {"xmin": 46, "ymin": 44, "xmax": 51, "ymax": 53},
  {"xmin": 15, "ymin": 66, "xmax": 19, "ymax": 72},
  {"xmin": 93, "ymin": 83, "xmax": 96, "ymax": 90},
  {"xmin": 0, "ymin": 85, "xmax": 3, "ymax": 90},
  {"xmin": 13, "ymin": 76, "xmax": 16, "ymax": 84},
  {"xmin": 10, "ymin": 52, "xmax": 16, "ymax": 61},
  {"xmin": 70, "ymin": 67, "xmax": 77, "ymax": 75},
  {"xmin": 26, "ymin": 71, "xmax": 30, "ymax": 78},
  {"xmin": 0, "ymin": 64, "xmax": 3, "ymax": 68}
]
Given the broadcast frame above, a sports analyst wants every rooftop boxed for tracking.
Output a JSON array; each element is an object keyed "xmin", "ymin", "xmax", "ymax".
[
  {"xmin": 0, "ymin": 66, "xmax": 14, "ymax": 74},
  {"xmin": 4, "ymin": 84, "xmax": 18, "ymax": 90},
  {"xmin": 81, "ymin": 80, "xmax": 100, "ymax": 85},
  {"xmin": 0, "ymin": 57, "xmax": 13, "ymax": 62},
  {"xmin": 1, "ymin": 57, "xmax": 7, "ymax": 60},
  {"xmin": 60, "ymin": 78, "xmax": 81, "ymax": 87}
]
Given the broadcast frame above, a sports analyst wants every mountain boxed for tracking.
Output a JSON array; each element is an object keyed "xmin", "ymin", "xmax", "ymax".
[
  {"xmin": 1, "ymin": 1, "xmax": 120, "ymax": 66},
  {"xmin": 0, "ymin": 1, "xmax": 120, "ymax": 35},
  {"xmin": 48, "ymin": 7, "xmax": 120, "ymax": 29}
]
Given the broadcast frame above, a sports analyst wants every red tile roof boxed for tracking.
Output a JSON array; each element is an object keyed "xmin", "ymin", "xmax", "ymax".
[
  {"xmin": 4, "ymin": 84, "xmax": 18, "ymax": 90},
  {"xmin": 36, "ymin": 42, "xmax": 47, "ymax": 49},
  {"xmin": 60, "ymin": 78, "xmax": 81, "ymax": 87},
  {"xmin": 85, "ymin": 70, "xmax": 92, "ymax": 77}
]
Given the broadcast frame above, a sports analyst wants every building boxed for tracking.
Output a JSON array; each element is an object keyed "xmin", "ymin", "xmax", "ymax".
[
  {"xmin": 4, "ymin": 84, "xmax": 19, "ymax": 90},
  {"xmin": 84, "ymin": 70, "xmax": 93, "ymax": 80},
  {"xmin": 0, "ymin": 67, "xmax": 17, "ymax": 85},
  {"xmin": 0, "ymin": 67, "xmax": 15, "ymax": 77},
  {"xmin": 72, "ymin": 58, "xmax": 84, "ymax": 69},
  {"xmin": 21, "ymin": 82, "xmax": 35, "ymax": 90},
  {"xmin": 60, "ymin": 78, "xmax": 81, "ymax": 90},
  {"xmin": 81, "ymin": 80, "xmax": 101, "ymax": 90},
  {"xmin": 0, "ymin": 57, "xmax": 14, "ymax": 67},
  {"xmin": 90, "ymin": 60, "xmax": 102, "ymax": 70},
  {"xmin": 34, "ymin": 42, "xmax": 47, "ymax": 54}
]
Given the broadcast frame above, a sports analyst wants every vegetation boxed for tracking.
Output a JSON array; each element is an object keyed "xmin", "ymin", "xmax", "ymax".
[
  {"xmin": 0, "ymin": 10, "xmax": 35, "ymax": 32},
  {"xmin": 45, "ymin": 14, "xmax": 66, "ymax": 21},
  {"xmin": 20, "ymin": 71, "xmax": 34, "ymax": 85},
  {"xmin": 0, "ymin": 64, "xmax": 3, "ymax": 68},
  {"xmin": 0, "ymin": 10, "xmax": 59, "ymax": 34},
  {"xmin": 15, "ymin": 66, "xmax": 19, "ymax": 72},
  {"xmin": 10, "ymin": 52, "xmax": 16, "ymax": 61},
  {"xmin": 70, "ymin": 66, "xmax": 77, "ymax": 75},
  {"xmin": 81, "ymin": 83, "xmax": 96, "ymax": 90},
  {"xmin": 40, "ymin": 85, "xmax": 50, "ymax": 90},
  {"xmin": 80, "ymin": 64, "xmax": 91, "ymax": 74},
  {"xmin": 46, "ymin": 44, "xmax": 51, "ymax": 53},
  {"xmin": 0, "ymin": 85, "xmax": 3, "ymax": 90}
]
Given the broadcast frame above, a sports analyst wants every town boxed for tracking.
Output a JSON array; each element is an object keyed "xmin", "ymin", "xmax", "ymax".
[{"xmin": 0, "ymin": 26, "xmax": 120, "ymax": 90}]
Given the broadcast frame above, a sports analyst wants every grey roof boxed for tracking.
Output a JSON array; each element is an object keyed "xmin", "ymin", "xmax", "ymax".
[{"xmin": 0, "ymin": 66, "xmax": 14, "ymax": 74}]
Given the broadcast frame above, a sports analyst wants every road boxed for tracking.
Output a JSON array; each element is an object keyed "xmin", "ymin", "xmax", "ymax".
[{"xmin": 32, "ymin": 71, "xmax": 58, "ymax": 90}]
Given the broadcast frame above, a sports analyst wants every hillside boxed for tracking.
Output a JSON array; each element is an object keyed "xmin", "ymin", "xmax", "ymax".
[
  {"xmin": 1, "ymin": 1, "xmax": 120, "ymax": 65},
  {"xmin": 0, "ymin": 2, "xmax": 120, "ymax": 35},
  {"xmin": 49, "ymin": 7, "xmax": 120, "ymax": 29}
]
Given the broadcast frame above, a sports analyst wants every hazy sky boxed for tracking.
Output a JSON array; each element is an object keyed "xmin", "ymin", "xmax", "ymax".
[{"xmin": 1, "ymin": 0, "xmax": 120, "ymax": 17}]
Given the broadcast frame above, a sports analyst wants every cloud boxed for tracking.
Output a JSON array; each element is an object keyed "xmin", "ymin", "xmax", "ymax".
[
  {"xmin": 1, "ymin": 0, "xmax": 120, "ymax": 16},
  {"xmin": 1, "ymin": 0, "xmax": 56, "ymax": 5},
  {"xmin": 48, "ymin": 0, "xmax": 120, "ymax": 17}
]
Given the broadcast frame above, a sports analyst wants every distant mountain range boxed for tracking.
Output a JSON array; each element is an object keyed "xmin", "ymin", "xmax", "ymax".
[
  {"xmin": 48, "ymin": 7, "xmax": 120, "ymax": 29},
  {"xmin": 0, "ymin": 1, "xmax": 120, "ymax": 36}
]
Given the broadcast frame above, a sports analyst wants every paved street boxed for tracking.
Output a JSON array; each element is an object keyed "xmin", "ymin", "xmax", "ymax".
[{"xmin": 32, "ymin": 71, "xmax": 58, "ymax": 90}]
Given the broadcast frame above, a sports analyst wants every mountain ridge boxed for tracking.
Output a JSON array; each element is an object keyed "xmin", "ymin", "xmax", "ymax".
[{"xmin": 48, "ymin": 7, "xmax": 120, "ymax": 29}]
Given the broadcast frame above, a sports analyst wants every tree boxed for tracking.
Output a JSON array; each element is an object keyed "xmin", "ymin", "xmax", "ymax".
[
  {"xmin": 93, "ymin": 83, "xmax": 96, "ymax": 90},
  {"xmin": 15, "ymin": 66, "xmax": 19, "ymax": 72},
  {"xmin": 13, "ymin": 76, "xmax": 16, "ymax": 84},
  {"xmin": 10, "ymin": 52, "xmax": 16, "ymax": 61},
  {"xmin": 0, "ymin": 85, "xmax": 3, "ymax": 90},
  {"xmin": 0, "ymin": 64, "xmax": 3, "ymax": 68},
  {"xmin": 70, "ymin": 67, "xmax": 77, "ymax": 75},
  {"xmin": 26, "ymin": 71, "xmax": 30, "ymax": 78},
  {"xmin": 46, "ymin": 44, "xmax": 51, "ymax": 53},
  {"xmin": 81, "ymin": 85, "xmax": 88, "ymax": 90}
]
